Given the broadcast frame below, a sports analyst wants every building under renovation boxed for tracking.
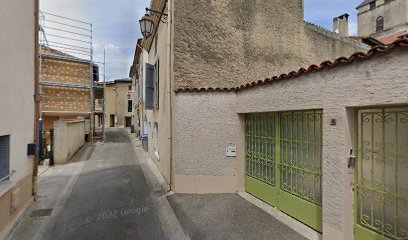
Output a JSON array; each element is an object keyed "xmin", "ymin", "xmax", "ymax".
[{"xmin": 38, "ymin": 11, "xmax": 103, "ymax": 159}]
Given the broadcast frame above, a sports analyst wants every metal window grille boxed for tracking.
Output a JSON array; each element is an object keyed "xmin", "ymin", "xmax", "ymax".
[
  {"xmin": 356, "ymin": 107, "xmax": 408, "ymax": 239},
  {"xmin": 0, "ymin": 135, "xmax": 10, "ymax": 181}
]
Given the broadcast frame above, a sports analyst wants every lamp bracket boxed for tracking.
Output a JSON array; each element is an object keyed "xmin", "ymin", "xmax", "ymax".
[{"xmin": 145, "ymin": 8, "xmax": 168, "ymax": 23}]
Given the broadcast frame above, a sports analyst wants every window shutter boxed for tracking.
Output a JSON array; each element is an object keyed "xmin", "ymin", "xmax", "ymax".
[
  {"xmin": 145, "ymin": 63, "xmax": 154, "ymax": 110},
  {"xmin": 154, "ymin": 59, "xmax": 160, "ymax": 109},
  {"xmin": 0, "ymin": 135, "xmax": 10, "ymax": 180}
]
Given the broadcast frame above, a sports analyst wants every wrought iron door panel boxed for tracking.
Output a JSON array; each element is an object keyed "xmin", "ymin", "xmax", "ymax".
[
  {"xmin": 279, "ymin": 110, "xmax": 323, "ymax": 205},
  {"xmin": 246, "ymin": 113, "xmax": 277, "ymax": 186},
  {"xmin": 356, "ymin": 108, "xmax": 408, "ymax": 240},
  {"xmin": 245, "ymin": 110, "xmax": 323, "ymax": 232}
]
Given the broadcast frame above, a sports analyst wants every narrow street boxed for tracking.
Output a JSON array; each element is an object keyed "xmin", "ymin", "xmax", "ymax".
[{"xmin": 8, "ymin": 129, "xmax": 183, "ymax": 240}]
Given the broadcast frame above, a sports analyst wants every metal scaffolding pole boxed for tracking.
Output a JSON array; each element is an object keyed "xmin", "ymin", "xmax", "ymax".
[{"xmin": 38, "ymin": 11, "xmax": 96, "ymax": 145}]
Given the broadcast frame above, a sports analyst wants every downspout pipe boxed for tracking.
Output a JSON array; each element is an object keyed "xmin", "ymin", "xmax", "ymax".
[
  {"xmin": 167, "ymin": 0, "xmax": 174, "ymax": 190},
  {"xmin": 33, "ymin": 0, "xmax": 41, "ymax": 198}
]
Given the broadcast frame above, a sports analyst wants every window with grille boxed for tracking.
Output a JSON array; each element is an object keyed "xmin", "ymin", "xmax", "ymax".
[
  {"xmin": 370, "ymin": 1, "xmax": 376, "ymax": 10},
  {"xmin": 0, "ymin": 135, "xmax": 10, "ymax": 181},
  {"xmin": 376, "ymin": 16, "xmax": 384, "ymax": 32}
]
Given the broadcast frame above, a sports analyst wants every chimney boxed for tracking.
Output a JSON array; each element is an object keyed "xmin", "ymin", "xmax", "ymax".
[{"xmin": 333, "ymin": 13, "xmax": 350, "ymax": 36}]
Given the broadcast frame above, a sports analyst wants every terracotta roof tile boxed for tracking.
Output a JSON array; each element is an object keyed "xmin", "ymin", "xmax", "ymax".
[{"xmin": 175, "ymin": 37, "xmax": 408, "ymax": 93}]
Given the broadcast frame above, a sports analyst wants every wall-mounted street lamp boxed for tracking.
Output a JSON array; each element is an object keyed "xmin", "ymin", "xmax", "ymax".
[
  {"xmin": 139, "ymin": 14, "xmax": 154, "ymax": 38},
  {"xmin": 139, "ymin": 1, "xmax": 168, "ymax": 39}
]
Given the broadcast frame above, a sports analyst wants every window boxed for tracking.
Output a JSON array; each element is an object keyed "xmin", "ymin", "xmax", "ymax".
[
  {"xmin": 128, "ymin": 100, "xmax": 132, "ymax": 113},
  {"xmin": 154, "ymin": 123, "xmax": 159, "ymax": 160},
  {"xmin": 376, "ymin": 16, "xmax": 384, "ymax": 32},
  {"xmin": 128, "ymin": 85, "xmax": 132, "ymax": 91},
  {"xmin": 154, "ymin": 59, "xmax": 160, "ymax": 109},
  {"xmin": 145, "ymin": 63, "xmax": 155, "ymax": 110},
  {"xmin": 385, "ymin": 0, "xmax": 391, "ymax": 3},
  {"xmin": 370, "ymin": 1, "xmax": 376, "ymax": 9},
  {"xmin": 0, "ymin": 135, "xmax": 10, "ymax": 181}
]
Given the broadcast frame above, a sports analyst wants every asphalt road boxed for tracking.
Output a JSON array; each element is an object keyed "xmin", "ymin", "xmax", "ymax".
[{"xmin": 9, "ymin": 129, "xmax": 167, "ymax": 240}]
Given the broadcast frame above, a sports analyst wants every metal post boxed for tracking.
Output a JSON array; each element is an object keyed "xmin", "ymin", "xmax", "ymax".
[
  {"xmin": 89, "ymin": 22, "xmax": 94, "ymax": 141},
  {"xmin": 102, "ymin": 49, "xmax": 106, "ymax": 142}
]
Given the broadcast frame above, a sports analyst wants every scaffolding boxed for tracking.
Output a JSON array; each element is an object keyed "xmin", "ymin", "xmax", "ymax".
[{"xmin": 39, "ymin": 11, "xmax": 106, "ymax": 145}]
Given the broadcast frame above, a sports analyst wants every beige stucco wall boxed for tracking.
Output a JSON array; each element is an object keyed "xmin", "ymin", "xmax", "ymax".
[
  {"xmin": 173, "ymin": 0, "xmax": 367, "ymax": 90},
  {"xmin": 105, "ymin": 82, "xmax": 132, "ymax": 127},
  {"xmin": 173, "ymin": 48, "xmax": 408, "ymax": 240},
  {"xmin": 53, "ymin": 120, "xmax": 85, "ymax": 165},
  {"xmin": 358, "ymin": 0, "xmax": 408, "ymax": 37},
  {"xmin": 0, "ymin": 0, "xmax": 35, "ymax": 237},
  {"xmin": 143, "ymin": 14, "xmax": 172, "ymax": 184}
]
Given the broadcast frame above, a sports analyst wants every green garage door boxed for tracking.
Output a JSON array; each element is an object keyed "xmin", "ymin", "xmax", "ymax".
[
  {"xmin": 355, "ymin": 107, "xmax": 408, "ymax": 240},
  {"xmin": 245, "ymin": 110, "xmax": 323, "ymax": 232}
]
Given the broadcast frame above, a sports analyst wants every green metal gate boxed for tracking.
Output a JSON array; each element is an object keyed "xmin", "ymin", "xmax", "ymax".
[
  {"xmin": 355, "ymin": 107, "xmax": 408, "ymax": 240},
  {"xmin": 245, "ymin": 110, "xmax": 323, "ymax": 232}
]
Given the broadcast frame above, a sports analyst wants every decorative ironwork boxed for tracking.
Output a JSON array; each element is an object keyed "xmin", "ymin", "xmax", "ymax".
[
  {"xmin": 279, "ymin": 110, "xmax": 323, "ymax": 205},
  {"xmin": 245, "ymin": 110, "xmax": 323, "ymax": 205},
  {"xmin": 245, "ymin": 113, "xmax": 277, "ymax": 186},
  {"xmin": 357, "ymin": 107, "xmax": 408, "ymax": 240}
]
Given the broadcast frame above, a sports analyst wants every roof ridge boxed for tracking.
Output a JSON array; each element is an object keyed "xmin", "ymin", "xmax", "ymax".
[
  {"xmin": 175, "ymin": 38, "xmax": 408, "ymax": 93},
  {"xmin": 304, "ymin": 21, "xmax": 368, "ymax": 48}
]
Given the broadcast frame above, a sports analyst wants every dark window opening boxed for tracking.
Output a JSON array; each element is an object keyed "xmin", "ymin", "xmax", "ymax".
[
  {"xmin": 128, "ymin": 100, "xmax": 132, "ymax": 113},
  {"xmin": 0, "ymin": 135, "xmax": 10, "ymax": 181},
  {"xmin": 370, "ymin": 1, "xmax": 376, "ymax": 10},
  {"xmin": 376, "ymin": 16, "xmax": 384, "ymax": 32}
]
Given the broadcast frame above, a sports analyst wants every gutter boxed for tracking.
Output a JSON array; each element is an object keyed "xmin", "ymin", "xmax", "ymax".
[
  {"xmin": 168, "ymin": 0, "xmax": 174, "ymax": 190},
  {"xmin": 33, "ymin": 0, "xmax": 41, "ymax": 198}
]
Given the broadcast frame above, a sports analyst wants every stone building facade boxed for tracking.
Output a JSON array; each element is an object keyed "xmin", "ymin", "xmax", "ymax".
[
  {"xmin": 40, "ymin": 47, "xmax": 97, "ymax": 145},
  {"xmin": 357, "ymin": 0, "xmax": 408, "ymax": 41}
]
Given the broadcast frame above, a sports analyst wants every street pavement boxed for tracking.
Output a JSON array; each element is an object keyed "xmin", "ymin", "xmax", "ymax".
[
  {"xmin": 8, "ymin": 128, "xmax": 309, "ymax": 240},
  {"xmin": 8, "ymin": 129, "xmax": 176, "ymax": 240},
  {"xmin": 168, "ymin": 194, "xmax": 308, "ymax": 240}
]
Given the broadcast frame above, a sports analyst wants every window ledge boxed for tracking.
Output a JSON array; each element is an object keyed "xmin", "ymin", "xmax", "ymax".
[{"xmin": 0, "ymin": 181, "xmax": 15, "ymax": 198}]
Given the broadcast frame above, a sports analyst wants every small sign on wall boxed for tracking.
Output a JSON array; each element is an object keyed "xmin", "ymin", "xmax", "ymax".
[{"xmin": 226, "ymin": 145, "xmax": 237, "ymax": 157}]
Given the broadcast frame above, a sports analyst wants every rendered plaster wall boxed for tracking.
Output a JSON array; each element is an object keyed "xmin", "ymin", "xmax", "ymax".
[
  {"xmin": 0, "ymin": 0, "xmax": 35, "ymax": 237},
  {"xmin": 144, "ymin": 17, "xmax": 172, "ymax": 183},
  {"xmin": 53, "ymin": 120, "xmax": 85, "ymax": 165},
  {"xmin": 358, "ymin": 0, "xmax": 408, "ymax": 37},
  {"xmin": 173, "ymin": 92, "xmax": 239, "ymax": 193},
  {"xmin": 173, "ymin": 0, "xmax": 367, "ymax": 89},
  {"xmin": 173, "ymin": 48, "xmax": 408, "ymax": 240}
]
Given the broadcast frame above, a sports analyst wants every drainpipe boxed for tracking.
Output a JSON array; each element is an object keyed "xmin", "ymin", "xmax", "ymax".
[
  {"xmin": 167, "ymin": 0, "xmax": 174, "ymax": 190},
  {"xmin": 33, "ymin": 0, "xmax": 41, "ymax": 198}
]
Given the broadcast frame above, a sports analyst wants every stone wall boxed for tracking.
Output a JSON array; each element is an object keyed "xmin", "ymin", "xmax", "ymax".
[{"xmin": 173, "ymin": 0, "xmax": 367, "ymax": 89}]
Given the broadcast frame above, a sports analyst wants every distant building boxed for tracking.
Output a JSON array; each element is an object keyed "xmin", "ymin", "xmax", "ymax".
[
  {"xmin": 100, "ymin": 79, "xmax": 133, "ymax": 128},
  {"xmin": 357, "ymin": 0, "xmax": 408, "ymax": 43}
]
